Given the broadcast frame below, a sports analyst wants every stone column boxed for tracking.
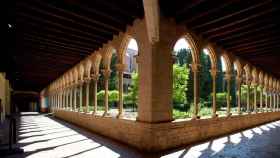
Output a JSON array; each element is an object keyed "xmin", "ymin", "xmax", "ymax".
[
  {"xmin": 260, "ymin": 86, "xmax": 263, "ymax": 112},
  {"xmin": 210, "ymin": 69, "xmax": 217, "ymax": 118},
  {"xmin": 277, "ymin": 92, "xmax": 279, "ymax": 111},
  {"xmin": 91, "ymin": 74, "xmax": 99, "ymax": 114},
  {"xmin": 270, "ymin": 92, "xmax": 272, "ymax": 111},
  {"xmin": 85, "ymin": 78, "xmax": 90, "ymax": 113},
  {"xmin": 273, "ymin": 92, "xmax": 276, "ymax": 111},
  {"xmin": 116, "ymin": 64, "xmax": 126, "ymax": 118},
  {"xmin": 191, "ymin": 63, "xmax": 200, "ymax": 119},
  {"xmin": 253, "ymin": 84, "xmax": 258, "ymax": 113},
  {"xmin": 236, "ymin": 76, "xmax": 242, "ymax": 115},
  {"xmin": 246, "ymin": 81, "xmax": 251, "ymax": 114},
  {"xmin": 66, "ymin": 88, "xmax": 69, "ymax": 110},
  {"xmin": 79, "ymin": 81, "xmax": 83, "ymax": 112},
  {"xmin": 265, "ymin": 89, "xmax": 268, "ymax": 111},
  {"xmin": 69, "ymin": 86, "xmax": 72, "ymax": 111},
  {"xmin": 102, "ymin": 69, "xmax": 111, "ymax": 116},
  {"xmin": 73, "ymin": 85, "xmax": 77, "ymax": 111},
  {"xmin": 225, "ymin": 73, "xmax": 232, "ymax": 116},
  {"xmin": 61, "ymin": 90, "xmax": 64, "ymax": 109}
]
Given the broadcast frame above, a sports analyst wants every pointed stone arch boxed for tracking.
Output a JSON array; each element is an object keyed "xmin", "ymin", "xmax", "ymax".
[{"xmin": 203, "ymin": 44, "xmax": 218, "ymax": 69}]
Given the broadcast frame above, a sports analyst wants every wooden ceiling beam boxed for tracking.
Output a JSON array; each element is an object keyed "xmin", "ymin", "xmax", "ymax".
[
  {"xmin": 17, "ymin": 12, "xmax": 111, "ymax": 41},
  {"xmin": 225, "ymin": 38, "xmax": 279, "ymax": 50},
  {"xmin": 217, "ymin": 24, "xmax": 275, "ymax": 42},
  {"xmin": 17, "ymin": 2, "xmax": 121, "ymax": 33}
]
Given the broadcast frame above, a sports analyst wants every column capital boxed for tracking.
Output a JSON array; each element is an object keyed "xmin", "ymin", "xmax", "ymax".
[
  {"xmin": 209, "ymin": 68, "xmax": 218, "ymax": 78},
  {"xmin": 190, "ymin": 63, "xmax": 201, "ymax": 73},
  {"xmin": 115, "ymin": 63, "xmax": 126, "ymax": 72},
  {"xmin": 224, "ymin": 73, "xmax": 232, "ymax": 81},
  {"xmin": 90, "ymin": 73, "xmax": 100, "ymax": 81},
  {"xmin": 102, "ymin": 69, "xmax": 111, "ymax": 79},
  {"xmin": 84, "ymin": 77, "xmax": 91, "ymax": 83}
]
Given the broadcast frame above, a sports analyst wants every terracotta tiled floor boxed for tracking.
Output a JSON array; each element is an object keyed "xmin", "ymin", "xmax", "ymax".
[{"xmin": 4, "ymin": 112, "xmax": 280, "ymax": 158}]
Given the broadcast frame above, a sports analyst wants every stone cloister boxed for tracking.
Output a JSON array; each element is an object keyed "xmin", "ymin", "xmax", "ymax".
[{"xmin": 39, "ymin": 1, "xmax": 280, "ymax": 151}]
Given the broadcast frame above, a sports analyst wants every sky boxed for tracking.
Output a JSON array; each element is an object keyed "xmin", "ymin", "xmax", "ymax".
[
  {"xmin": 127, "ymin": 38, "xmax": 138, "ymax": 51},
  {"xmin": 127, "ymin": 37, "xmax": 227, "ymax": 71}
]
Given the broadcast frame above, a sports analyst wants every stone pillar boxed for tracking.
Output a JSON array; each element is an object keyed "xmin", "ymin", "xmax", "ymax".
[
  {"xmin": 102, "ymin": 69, "xmax": 111, "ymax": 116},
  {"xmin": 191, "ymin": 63, "xmax": 200, "ymax": 119},
  {"xmin": 116, "ymin": 64, "xmax": 126, "ymax": 118},
  {"xmin": 253, "ymin": 85, "xmax": 257, "ymax": 113},
  {"xmin": 225, "ymin": 73, "xmax": 232, "ymax": 116},
  {"xmin": 91, "ymin": 74, "xmax": 99, "ymax": 114},
  {"xmin": 69, "ymin": 85, "xmax": 73, "ymax": 111},
  {"xmin": 85, "ymin": 79, "xmax": 90, "ymax": 113},
  {"xmin": 277, "ymin": 92, "xmax": 279, "ymax": 111},
  {"xmin": 236, "ymin": 76, "xmax": 242, "ymax": 115},
  {"xmin": 270, "ymin": 92, "xmax": 272, "ymax": 111},
  {"xmin": 79, "ymin": 82, "xmax": 83, "ymax": 112},
  {"xmin": 246, "ymin": 82, "xmax": 251, "ymax": 113},
  {"xmin": 265, "ymin": 89, "xmax": 268, "ymax": 111},
  {"xmin": 273, "ymin": 92, "xmax": 276, "ymax": 111},
  {"xmin": 210, "ymin": 68, "xmax": 217, "ymax": 118},
  {"xmin": 66, "ymin": 88, "xmax": 69, "ymax": 110},
  {"xmin": 260, "ymin": 86, "xmax": 263, "ymax": 112},
  {"xmin": 73, "ymin": 85, "xmax": 77, "ymax": 111}
]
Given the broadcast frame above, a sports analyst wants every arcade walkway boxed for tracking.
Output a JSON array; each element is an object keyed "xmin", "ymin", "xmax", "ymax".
[{"xmin": 6, "ymin": 113, "xmax": 280, "ymax": 158}]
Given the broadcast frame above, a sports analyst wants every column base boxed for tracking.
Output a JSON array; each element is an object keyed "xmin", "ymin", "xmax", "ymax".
[
  {"xmin": 212, "ymin": 114, "xmax": 218, "ymax": 118},
  {"xmin": 102, "ymin": 111, "xmax": 110, "ymax": 117},
  {"xmin": 191, "ymin": 115, "xmax": 200, "ymax": 120},
  {"xmin": 117, "ymin": 113, "xmax": 123, "ymax": 119},
  {"xmin": 226, "ymin": 113, "xmax": 232, "ymax": 117}
]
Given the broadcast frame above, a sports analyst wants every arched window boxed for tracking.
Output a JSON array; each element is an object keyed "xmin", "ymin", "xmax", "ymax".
[
  {"xmin": 172, "ymin": 38, "xmax": 193, "ymax": 119},
  {"xmin": 123, "ymin": 38, "xmax": 139, "ymax": 119}
]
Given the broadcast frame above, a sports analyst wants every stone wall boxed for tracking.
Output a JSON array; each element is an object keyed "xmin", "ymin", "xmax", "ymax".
[{"xmin": 54, "ymin": 110, "xmax": 280, "ymax": 152}]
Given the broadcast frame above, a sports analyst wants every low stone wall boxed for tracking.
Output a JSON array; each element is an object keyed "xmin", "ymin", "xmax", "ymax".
[{"xmin": 54, "ymin": 110, "xmax": 280, "ymax": 152}]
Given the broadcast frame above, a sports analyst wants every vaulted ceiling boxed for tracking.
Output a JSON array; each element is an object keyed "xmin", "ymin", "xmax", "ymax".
[{"xmin": 6, "ymin": 0, "xmax": 280, "ymax": 91}]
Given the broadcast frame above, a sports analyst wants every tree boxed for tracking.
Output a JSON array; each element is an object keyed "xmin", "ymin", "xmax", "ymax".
[{"xmin": 172, "ymin": 64, "xmax": 190, "ymax": 110}]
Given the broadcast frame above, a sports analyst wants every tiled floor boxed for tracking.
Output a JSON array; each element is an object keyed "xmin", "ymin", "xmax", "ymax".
[{"xmin": 4, "ymin": 112, "xmax": 280, "ymax": 158}]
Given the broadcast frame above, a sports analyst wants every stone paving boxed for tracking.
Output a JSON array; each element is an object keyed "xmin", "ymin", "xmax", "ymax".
[{"xmin": 3, "ymin": 112, "xmax": 280, "ymax": 158}]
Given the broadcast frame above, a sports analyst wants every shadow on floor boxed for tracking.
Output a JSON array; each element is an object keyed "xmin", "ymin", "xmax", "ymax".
[{"xmin": 5, "ymin": 113, "xmax": 280, "ymax": 158}]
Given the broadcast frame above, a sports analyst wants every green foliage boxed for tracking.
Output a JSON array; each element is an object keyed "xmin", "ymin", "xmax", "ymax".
[
  {"xmin": 172, "ymin": 64, "xmax": 189, "ymax": 106},
  {"xmin": 216, "ymin": 92, "xmax": 227, "ymax": 109},
  {"xmin": 97, "ymin": 90, "xmax": 119, "ymax": 107}
]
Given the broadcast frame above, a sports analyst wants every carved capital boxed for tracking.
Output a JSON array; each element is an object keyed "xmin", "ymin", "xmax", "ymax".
[
  {"xmin": 102, "ymin": 69, "xmax": 111, "ymax": 79},
  {"xmin": 209, "ymin": 68, "xmax": 218, "ymax": 78},
  {"xmin": 91, "ymin": 73, "xmax": 100, "ymax": 81},
  {"xmin": 224, "ymin": 73, "xmax": 232, "ymax": 81},
  {"xmin": 115, "ymin": 63, "xmax": 126, "ymax": 72},
  {"xmin": 190, "ymin": 63, "xmax": 200, "ymax": 73}
]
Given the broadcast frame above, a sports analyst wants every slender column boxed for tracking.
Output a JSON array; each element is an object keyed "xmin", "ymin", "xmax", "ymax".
[
  {"xmin": 277, "ymin": 92, "xmax": 279, "ymax": 111},
  {"xmin": 79, "ymin": 81, "xmax": 83, "ymax": 112},
  {"xmin": 260, "ymin": 86, "xmax": 263, "ymax": 112},
  {"xmin": 236, "ymin": 76, "xmax": 242, "ymax": 115},
  {"xmin": 225, "ymin": 73, "xmax": 232, "ymax": 116},
  {"xmin": 253, "ymin": 85, "xmax": 257, "ymax": 113},
  {"xmin": 91, "ymin": 74, "xmax": 99, "ymax": 114},
  {"xmin": 102, "ymin": 69, "xmax": 111, "ymax": 116},
  {"xmin": 265, "ymin": 89, "xmax": 268, "ymax": 111},
  {"xmin": 69, "ymin": 86, "xmax": 73, "ymax": 110},
  {"xmin": 73, "ymin": 85, "xmax": 77, "ymax": 111},
  {"xmin": 85, "ymin": 78, "xmax": 90, "ymax": 113},
  {"xmin": 210, "ymin": 69, "xmax": 217, "ymax": 118},
  {"xmin": 65, "ymin": 89, "xmax": 68, "ymax": 110},
  {"xmin": 62, "ymin": 90, "xmax": 64, "ymax": 109},
  {"xmin": 116, "ymin": 64, "xmax": 126, "ymax": 118},
  {"xmin": 273, "ymin": 92, "xmax": 276, "ymax": 111},
  {"xmin": 270, "ymin": 92, "xmax": 272, "ymax": 111},
  {"xmin": 246, "ymin": 81, "xmax": 251, "ymax": 113},
  {"xmin": 191, "ymin": 63, "xmax": 200, "ymax": 119}
]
